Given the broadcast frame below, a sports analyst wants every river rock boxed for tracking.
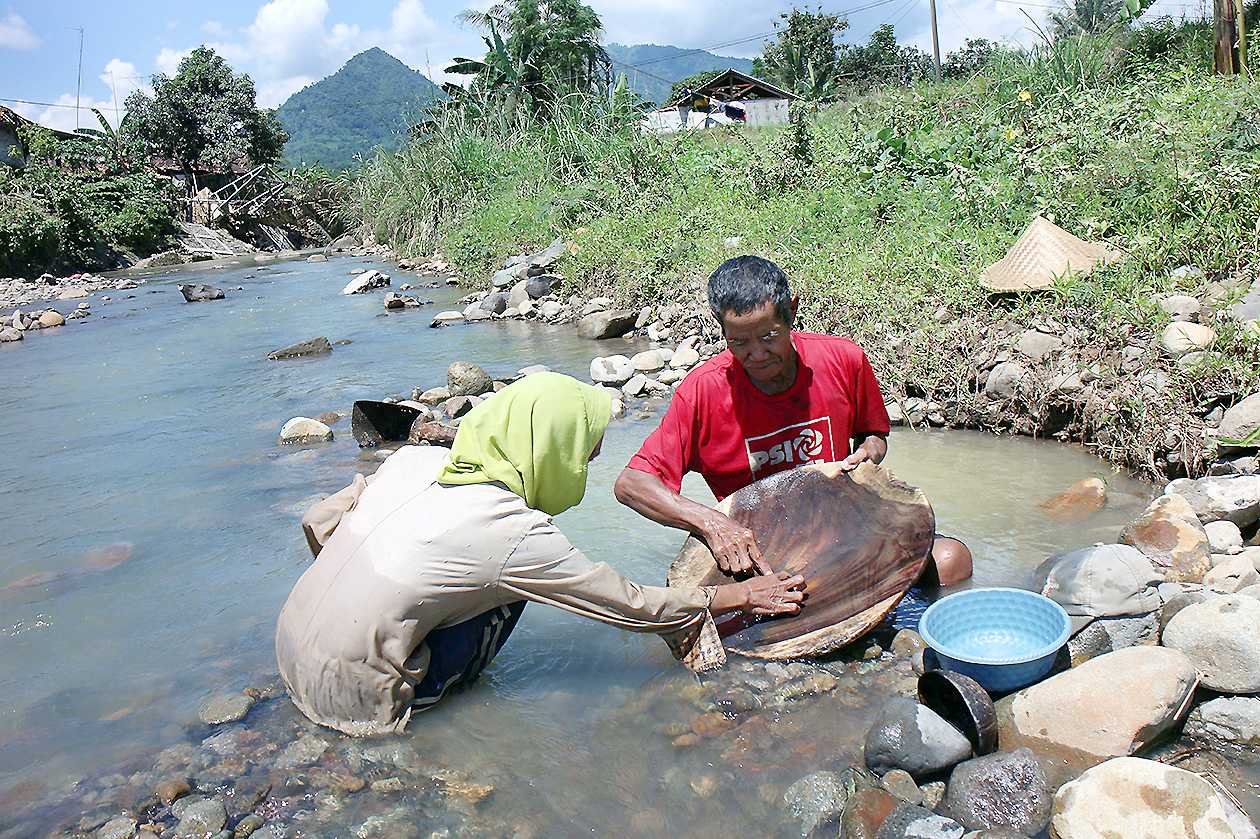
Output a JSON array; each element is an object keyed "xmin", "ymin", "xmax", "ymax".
[
  {"xmin": 577, "ymin": 309, "xmax": 637, "ymax": 340},
  {"xmin": 178, "ymin": 283, "xmax": 224, "ymax": 302},
  {"xmin": 0, "ymin": 327, "xmax": 21, "ymax": 342},
  {"xmin": 783, "ymin": 771, "xmax": 848, "ymax": 835},
  {"xmin": 1161, "ymin": 322, "xmax": 1216, "ymax": 356},
  {"xmin": 945, "ymin": 748, "xmax": 1051, "ymax": 836},
  {"xmin": 875, "ymin": 803, "xmax": 965, "ymax": 839},
  {"xmin": 1049, "ymin": 757, "xmax": 1234, "ymax": 839},
  {"xmin": 1185, "ymin": 696, "xmax": 1260, "ymax": 747},
  {"xmin": 37, "ymin": 309, "xmax": 67, "ymax": 328},
  {"xmin": 444, "ymin": 396, "xmax": 480, "ymax": 419},
  {"xmin": 671, "ymin": 345, "xmax": 700, "ymax": 369},
  {"xmin": 1068, "ymin": 613, "xmax": 1159, "ymax": 665},
  {"xmin": 1166, "ymin": 475, "xmax": 1260, "ymax": 527},
  {"xmin": 841, "ymin": 788, "xmax": 898, "ymax": 839},
  {"xmin": 880, "ymin": 770, "xmax": 922, "ymax": 805},
  {"xmin": 233, "ymin": 813, "xmax": 264, "ymax": 838},
  {"xmin": 307, "ymin": 253, "xmax": 327, "ymax": 262},
  {"xmin": 1218, "ymin": 392, "xmax": 1260, "ymax": 446},
  {"xmin": 1120, "ymin": 494, "xmax": 1211, "ymax": 582},
  {"xmin": 539, "ymin": 300, "xmax": 563, "ymax": 319},
  {"xmin": 480, "ymin": 292, "xmax": 508, "ymax": 314},
  {"xmin": 1204, "ymin": 520, "xmax": 1244, "ymax": 552},
  {"xmin": 1039, "ymin": 477, "xmax": 1106, "ymax": 521},
  {"xmin": 341, "ymin": 270, "xmax": 389, "ymax": 294},
  {"xmin": 507, "ymin": 281, "xmax": 530, "ymax": 309},
  {"xmin": 57, "ymin": 286, "xmax": 89, "ymax": 300},
  {"xmin": 96, "ymin": 816, "xmax": 137, "ymax": 839},
  {"xmin": 1162, "ymin": 594, "xmax": 1260, "ymax": 693},
  {"xmin": 198, "ymin": 693, "xmax": 256, "ymax": 725},
  {"xmin": 267, "ymin": 337, "xmax": 332, "ymax": 360},
  {"xmin": 1016, "ymin": 329, "xmax": 1063, "ymax": 361},
  {"xmin": 431, "ymin": 311, "xmax": 463, "ymax": 326},
  {"xmin": 155, "ymin": 777, "xmax": 191, "ymax": 804},
  {"xmin": 995, "ymin": 646, "xmax": 1197, "ymax": 773},
  {"xmin": 590, "ymin": 355, "xmax": 634, "ymax": 386},
  {"xmin": 276, "ymin": 733, "xmax": 329, "ymax": 769},
  {"xmin": 622, "ymin": 374, "xmax": 649, "ymax": 397},
  {"xmin": 1159, "ymin": 294, "xmax": 1202, "ymax": 322},
  {"xmin": 984, "ymin": 361, "xmax": 1028, "ymax": 399},
  {"xmin": 631, "ymin": 349, "xmax": 666, "ymax": 373},
  {"xmin": 278, "ymin": 417, "xmax": 334, "ymax": 445},
  {"xmin": 174, "ymin": 798, "xmax": 227, "ymax": 837},
  {"xmin": 526, "ymin": 276, "xmax": 551, "ymax": 299},
  {"xmin": 1203, "ymin": 556, "xmax": 1258, "ymax": 592},
  {"xmin": 864, "ymin": 698, "xmax": 972, "ymax": 779},
  {"xmin": 447, "ymin": 362, "xmax": 493, "ymax": 397}
]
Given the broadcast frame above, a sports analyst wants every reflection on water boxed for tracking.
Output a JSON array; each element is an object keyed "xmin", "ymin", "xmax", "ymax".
[{"xmin": 0, "ymin": 255, "xmax": 1164, "ymax": 833}]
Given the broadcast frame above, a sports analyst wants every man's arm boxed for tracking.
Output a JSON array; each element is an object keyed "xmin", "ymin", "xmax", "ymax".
[
  {"xmin": 839, "ymin": 432, "xmax": 888, "ymax": 471},
  {"xmin": 614, "ymin": 467, "xmax": 771, "ymax": 576}
]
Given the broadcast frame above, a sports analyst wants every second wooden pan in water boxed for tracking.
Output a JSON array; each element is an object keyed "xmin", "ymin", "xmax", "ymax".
[{"xmin": 667, "ymin": 461, "xmax": 935, "ymax": 660}]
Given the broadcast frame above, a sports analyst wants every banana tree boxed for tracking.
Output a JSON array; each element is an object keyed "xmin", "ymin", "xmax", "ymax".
[{"xmin": 74, "ymin": 107, "xmax": 134, "ymax": 169}]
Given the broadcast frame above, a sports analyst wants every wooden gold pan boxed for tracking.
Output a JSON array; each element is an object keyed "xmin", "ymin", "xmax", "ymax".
[{"xmin": 667, "ymin": 461, "xmax": 935, "ymax": 660}]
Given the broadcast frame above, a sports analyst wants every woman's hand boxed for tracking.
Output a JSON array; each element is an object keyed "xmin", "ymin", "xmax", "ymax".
[{"xmin": 701, "ymin": 510, "xmax": 772, "ymax": 576}]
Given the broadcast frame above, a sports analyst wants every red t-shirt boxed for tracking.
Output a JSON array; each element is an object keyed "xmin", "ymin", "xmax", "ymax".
[{"xmin": 627, "ymin": 332, "xmax": 891, "ymax": 501}]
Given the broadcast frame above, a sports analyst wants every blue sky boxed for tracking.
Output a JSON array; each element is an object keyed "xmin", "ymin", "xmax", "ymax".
[{"xmin": 1, "ymin": 0, "xmax": 1208, "ymax": 131}]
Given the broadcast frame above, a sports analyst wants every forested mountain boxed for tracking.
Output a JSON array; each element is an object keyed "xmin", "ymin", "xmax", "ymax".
[
  {"xmin": 605, "ymin": 43, "xmax": 756, "ymax": 104},
  {"xmin": 277, "ymin": 48, "xmax": 443, "ymax": 171}
]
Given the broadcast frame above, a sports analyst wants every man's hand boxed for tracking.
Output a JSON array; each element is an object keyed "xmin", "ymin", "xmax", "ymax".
[
  {"xmin": 839, "ymin": 448, "xmax": 870, "ymax": 472},
  {"xmin": 701, "ymin": 510, "xmax": 772, "ymax": 576},
  {"xmin": 841, "ymin": 434, "xmax": 888, "ymax": 472},
  {"xmin": 742, "ymin": 571, "xmax": 806, "ymax": 616}
]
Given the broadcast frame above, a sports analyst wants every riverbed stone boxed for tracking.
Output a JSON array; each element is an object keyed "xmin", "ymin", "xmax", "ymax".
[
  {"xmin": 1049, "ymin": 757, "xmax": 1234, "ymax": 839},
  {"xmin": 994, "ymin": 646, "xmax": 1197, "ymax": 774},
  {"xmin": 278, "ymin": 417, "xmax": 334, "ymax": 445},
  {"xmin": 1162, "ymin": 595, "xmax": 1260, "ymax": 693},
  {"xmin": 443, "ymin": 395, "xmax": 480, "ymax": 419},
  {"xmin": 590, "ymin": 355, "xmax": 634, "ymax": 386},
  {"xmin": 1161, "ymin": 321, "xmax": 1216, "ymax": 356},
  {"xmin": 1203, "ymin": 555, "xmax": 1258, "ymax": 592},
  {"xmin": 1040, "ymin": 477, "xmax": 1107, "ymax": 521},
  {"xmin": 233, "ymin": 814, "xmax": 265, "ymax": 838},
  {"xmin": 1204, "ymin": 520, "xmax": 1244, "ymax": 552},
  {"xmin": 431, "ymin": 311, "xmax": 463, "ymax": 326},
  {"xmin": 1068, "ymin": 612, "xmax": 1159, "ymax": 665},
  {"xmin": 96, "ymin": 816, "xmax": 137, "ymax": 839},
  {"xmin": 880, "ymin": 770, "xmax": 922, "ymax": 805},
  {"xmin": 1120, "ymin": 494, "xmax": 1212, "ymax": 582},
  {"xmin": 1219, "ymin": 392, "xmax": 1260, "ymax": 446},
  {"xmin": 174, "ymin": 798, "xmax": 227, "ymax": 837},
  {"xmin": 480, "ymin": 292, "xmax": 508, "ymax": 314},
  {"xmin": 945, "ymin": 748, "xmax": 1051, "ymax": 836},
  {"xmin": 526, "ymin": 276, "xmax": 551, "ymax": 299},
  {"xmin": 507, "ymin": 281, "xmax": 530, "ymax": 309},
  {"xmin": 782, "ymin": 771, "xmax": 848, "ymax": 836},
  {"xmin": 842, "ymin": 788, "xmax": 898, "ymax": 839},
  {"xmin": 577, "ymin": 309, "xmax": 637, "ymax": 340},
  {"xmin": 38, "ymin": 310, "xmax": 66, "ymax": 327},
  {"xmin": 447, "ymin": 362, "xmax": 493, "ymax": 397},
  {"xmin": 875, "ymin": 803, "xmax": 965, "ymax": 839},
  {"xmin": 670, "ymin": 345, "xmax": 700, "ymax": 369},
  {"xmin": 864, "ymin": 698, "xmax": 972, "ymax": 779},
  {"xmin": 178, "ymin": 283, "xmax": 224, "ymax": 302},
  {"xmin": 1016, "ymin": 329, "xmax": 1063, "ymax": 361},
  {"xmin": 0, "ymin": 326, "xmax": 21, "ymax": 342},
  {"xmin": 631, "ymin": 350, "xmax": 666, "ymax": 373},
  {"xmin": 984, "ymin": 361, "xmax": 1028, "ymax": 400},
  {"xmin": 1185, "ymin": 696, "xmax": 1260, "ymax": 747},
  {"xmin": 267, "ymin": 337, "xmax": 332, "ymax": 360},
  {"xmin": 1160, "ymin": 294, "xmax": 1202, "ymax": 322},
  {"xmin": 1166, "ymin": 475, "xmax": 1260, "ymax": 527},
  {"xmin": 198, "ymin": 693, "xmax": 256, "ymax": 725},
  {"xmin": 341, "ymin": 270, "xmax": 389, "ymax": 294},
  {"xmin": 276, "ymin": 733, "xmax": 330, "ymax": 769}
]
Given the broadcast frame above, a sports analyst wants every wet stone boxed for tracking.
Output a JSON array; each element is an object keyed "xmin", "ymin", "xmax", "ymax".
[
  {"xmin": 275, "ymin": 734, "xmax": 330, "ymax": 769},
  {"xmin": 864, "ymin": 698, "xmax": 973, "ymax": 779},
  {"xmin": 880, "ymin": 769, "xmax": 922, "ymax": 805},
  {"xmin": 198, "ymin": 693, "xmax": 256, "ymax": 726},
  {"xmin": 782, "ymin": 771, "xmax": 848, "ymax": 836},
  {"xmin": 875, "ymin": 802, "xmax": 965, "ymax": 838},
  {"xmin": 891, "ymin": 629, "xmax": 926, "ymax": 657},
  {"xmin": 155, "ymin": 777, "xmax": 191, "ymax": 805},
  {"xmin": 920, "ymin": 781, "xmax": 946, "ymax": 810},
  {"xmin": 173, "ymin": 798, "xmax": 227, "ymax": 837},
  {"xmin": 96, "ymin": 816, "xmax": 137, "ymax": 839},
  {"xmin": 944, "ymin": 748, "xmax": 1051, "ymax": 836},
  {"xmin": 842, "ymin": 788, "xmax": 898, "ymax": 839}
]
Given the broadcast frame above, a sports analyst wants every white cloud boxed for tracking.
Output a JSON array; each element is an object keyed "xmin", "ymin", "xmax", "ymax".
[
  {"xmin": 903, "ymin": 0, "xmax": 1042, "ymax": 55},
  {"xmin": 155, "ymin": 47, "xmax": 189, "ymax": 77},
  {"xmin": 0, "ymin": 10, "xmax": 39, "ymax": 50},
  {"xmin": 202, "ymin": 19, "xmax": 230, "ymax": 39}
]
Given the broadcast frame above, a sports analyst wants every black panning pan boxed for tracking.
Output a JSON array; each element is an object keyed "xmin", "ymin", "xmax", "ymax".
[
  {"xmin": 351, "ymin": 400, "xmax": 422, "ymax": 448},
  {"xmin": 918, "ymin": 667, "xmax": 998, "ymax": 756}
]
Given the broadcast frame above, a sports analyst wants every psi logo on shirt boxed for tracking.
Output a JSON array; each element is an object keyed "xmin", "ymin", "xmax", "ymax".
[{"xmin": 745, "ymin": 417, "xmax": 835, "ymax": 476}]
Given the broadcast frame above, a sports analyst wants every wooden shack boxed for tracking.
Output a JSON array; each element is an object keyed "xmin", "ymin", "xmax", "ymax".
[{"xmin": 642, "ymin": 69, "xmax": 796, "ymax": 134}]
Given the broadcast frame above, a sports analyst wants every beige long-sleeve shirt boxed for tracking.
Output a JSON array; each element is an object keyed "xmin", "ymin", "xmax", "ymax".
[{"xmin": 276, "ymin": 446, "xmax": 720, "ymax": 736}]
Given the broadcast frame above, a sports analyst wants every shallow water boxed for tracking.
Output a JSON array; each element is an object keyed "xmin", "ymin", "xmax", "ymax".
[{"xmin": 0, "ymin": 255, "xmax": 1176, "ymax": 834}]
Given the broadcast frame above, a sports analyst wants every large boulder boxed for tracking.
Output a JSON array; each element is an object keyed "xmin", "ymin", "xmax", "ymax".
[
  {"xmin": 267, "ymin": 337, "xmax": 332, "ymax": 360},
  {"xmin": 1162, "ymin": 594, "xmax": 1260, "ymax": 693},
  {"xmin": 278, "ymin": 417, "xmax": 334, "ymax": 445},
  {"xmin": 590, "ymin": 355, "xmax": 634, "ymax": 386},
  {"xmin": 1184, "ymin": 696, "xmax": 1260, "ymax": 747},
  {"xmin": 177, "ymin": 283, "xmax": 224, "ymax": 302},
  {"xmin": 863, "ymin": 698, "xmax": 972, "ymax": 779},
  {"xmin": 1068, "ymin": 613, "xmax": 1159, "ymax": 665},
  {"xmin": 1217, "ymin": 392, "xmax": 1260, "ymax": 445},
  {"xmin": 447, "ymin": 362, "xmax": 493, "ymax": 397},
  {"xmin": 1049, "ymin": 757, "xmax": 1235, "ymax": 839},
  {"xmin": 577, "ymin": 309, "xmax": 638, "ymax": 340},
  {"xmin": 1120, "ymin": 494, "xmax": 1212, "ymax": 582},
  {"xmin": 995, "ymin": 646, "xmax": 1197, "ymax": 775},
  {"xmin": 480, "ymin": 292, "xmax": 508, "ymax": 314},
  {"xmin": 944, "ymin": 748, "xmax": 1052, "ymax": 836},
  {"xmin": 782, "ymin": 771, "xmax": 848, "ymax": 836},
  {"xmin": 341, "ymin": 269, "xmax": 390, "ymax": 295},
  {"xmin": 1165, "ymin": 475, "xmax": 1260, "ymax": 527}
]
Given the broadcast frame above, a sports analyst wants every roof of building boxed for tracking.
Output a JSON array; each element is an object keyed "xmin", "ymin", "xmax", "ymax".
[
  {"xmin": 666, "ymin": 68, "xmax": 796, "ymax": 108},
  {"xmin": 0, "ymin": 104, "xmax": 80, "ymax": 140}
]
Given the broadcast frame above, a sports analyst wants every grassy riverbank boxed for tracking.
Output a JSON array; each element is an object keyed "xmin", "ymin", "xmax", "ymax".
[{"xmin": 355, "ymin": 35, "xmax": 1260, "ymax": 479}]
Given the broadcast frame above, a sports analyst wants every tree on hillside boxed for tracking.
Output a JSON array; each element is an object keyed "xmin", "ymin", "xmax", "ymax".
[
  {"xmin": 123, "ymin": 47, "xmax": 288, "ymax": 190},
  {"xmin": 754, "ymin": 8, "xmax": 848, "ymax": 96},
  {"xmin": 448, "ymin": 0, "xmax": 609, "ymax": 119},
  {"xmin": 835, "ymin": 24, "xmax": 932, "ymax": 88}
]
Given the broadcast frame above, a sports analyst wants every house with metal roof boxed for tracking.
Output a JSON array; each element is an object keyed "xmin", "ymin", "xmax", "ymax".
[{"xmin": 641, "ymin": 69, "xmax": 796, "ymax": 134}]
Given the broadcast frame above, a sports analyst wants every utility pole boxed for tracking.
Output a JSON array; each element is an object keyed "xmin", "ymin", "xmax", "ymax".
[
  {"xmin": 71, "ymin": 26, "xmax": 84, "ymax": 129},
  {"xmin": 1214, "ymin": 0, "xmax": 1241, "ymax": 74},
  {"xmin": 928, "ymin": 0, "xmax": 942, "ymax": 80}
]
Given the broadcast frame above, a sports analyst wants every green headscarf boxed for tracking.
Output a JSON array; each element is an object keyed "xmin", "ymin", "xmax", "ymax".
[{"xmin": 437, "ymin": 372, "xmax": 613, "ymax": 516}]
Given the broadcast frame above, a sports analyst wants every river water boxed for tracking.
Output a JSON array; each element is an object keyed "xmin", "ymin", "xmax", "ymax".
[{"xmin": 0, "ymin": 255, "xmax": 1162, "ymax": 835}]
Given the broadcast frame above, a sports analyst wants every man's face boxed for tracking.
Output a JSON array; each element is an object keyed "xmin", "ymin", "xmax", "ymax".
[{"xmin": 720, "ymin": 298, "xmax": 798, "ymax": 388}]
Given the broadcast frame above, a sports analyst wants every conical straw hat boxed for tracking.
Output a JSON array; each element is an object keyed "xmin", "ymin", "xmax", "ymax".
[{"xmin": 980, "ymin": 216, "xmax": 1123, "ymax": 292}]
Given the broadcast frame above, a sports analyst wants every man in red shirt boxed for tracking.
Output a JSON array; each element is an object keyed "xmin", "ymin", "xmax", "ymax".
[{"xmin": 615, "ymin": 256, "xmax": 972, "ymax": 588}]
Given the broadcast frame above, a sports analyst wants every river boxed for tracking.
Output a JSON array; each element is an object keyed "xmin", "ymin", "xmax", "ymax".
[{"xmin": 0, "ymin": 254, "xmax": 1160, "ymax": 836}]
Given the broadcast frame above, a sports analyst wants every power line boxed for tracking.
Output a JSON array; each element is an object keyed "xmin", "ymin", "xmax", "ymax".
[{"xmin": 0, "ymin": 96, "xmax": 121, "ymax": 112}]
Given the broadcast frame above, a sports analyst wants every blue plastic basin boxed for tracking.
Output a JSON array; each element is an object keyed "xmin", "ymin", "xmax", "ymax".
[{"xmin": 918, "ymin": 587, "xmax": 1071, "ymax": 693}]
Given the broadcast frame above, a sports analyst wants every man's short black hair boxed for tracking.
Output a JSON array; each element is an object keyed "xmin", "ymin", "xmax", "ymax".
[{"xmin": 707, "ymin": 256, "xmax": 794, "ymax": 327}]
